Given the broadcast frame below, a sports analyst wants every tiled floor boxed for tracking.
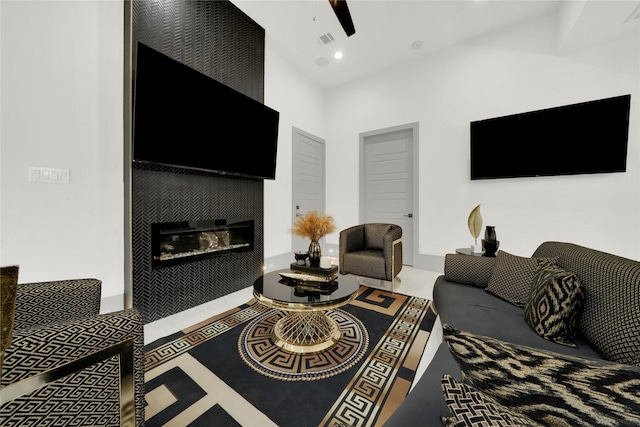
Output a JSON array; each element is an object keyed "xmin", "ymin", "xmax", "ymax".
[{"xmin": 143, "ymin": 265, "xmax": 443, "ymax": 392}]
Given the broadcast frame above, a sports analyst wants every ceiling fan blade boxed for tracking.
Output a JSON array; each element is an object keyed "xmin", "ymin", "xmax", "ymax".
[{"xmin": 328, "ymin": 0, "xmax": 355, "ymax": 37}]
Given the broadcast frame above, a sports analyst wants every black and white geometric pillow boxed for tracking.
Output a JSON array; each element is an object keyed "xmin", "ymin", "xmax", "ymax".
[
  {"xmin": 524, "ymin": 264, "xmax": 585, "ymax": 347},
  {"xmin": 440, "ymin": 374, "xmax": 542, "ymax": 427}
]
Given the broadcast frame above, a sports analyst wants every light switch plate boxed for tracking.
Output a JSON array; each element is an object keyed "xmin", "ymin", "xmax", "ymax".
[{"xmin": 29, "ymin": 167, "xmax": 70, "ymax": 184}]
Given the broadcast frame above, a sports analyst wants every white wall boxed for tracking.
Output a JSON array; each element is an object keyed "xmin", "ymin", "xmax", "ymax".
[
  {"xmin": 1, "ymin": 1, "xmax": 125, "ymax": 298},
  {"xmin": 1, "ymin": 2, "xmax": 638, "ymax": 306},
  {"xmin": 324, "ymin": 12, "xmax": 640, "ymax": 261},
  {"xmin": 262, "ymin": 37, "xmax": 326, "ymax": 259},
  {"xmin": 0, "ymin": 1, "xmax": 327, "ymax": 300}
]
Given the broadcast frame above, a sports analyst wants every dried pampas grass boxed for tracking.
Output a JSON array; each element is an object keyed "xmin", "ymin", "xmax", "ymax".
[{"xmin": 292, "ymin": 210, "xmax": 336, "ymax": 241}]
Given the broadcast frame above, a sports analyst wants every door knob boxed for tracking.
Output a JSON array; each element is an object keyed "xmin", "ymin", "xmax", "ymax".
[{"xmin": 403, "ymin": 213, "xmax": 413, "ymax": 218}]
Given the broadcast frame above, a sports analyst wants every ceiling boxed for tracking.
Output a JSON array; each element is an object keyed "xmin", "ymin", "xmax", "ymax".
[{"xmin": 231, "ymin": 0, "xmax": 640, "ymax": 89}]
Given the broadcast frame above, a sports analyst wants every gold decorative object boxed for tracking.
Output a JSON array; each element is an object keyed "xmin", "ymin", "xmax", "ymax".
[
  {"xmin": 291, "ymin": 211, "xmax": 336, "ymax": 267},
  {"xmin": 467, "ymin": 204, "xmax": 483, "ymax": 253},
  {"xmin": 1, "ymin": 265, "xmax": 19, "ymax": 377},
  {"xmin": 279, "ymin": 271, "xmax": 334, "ymax": 283},
  {"xmin": 272, "ymin": 311, "xmax": 342, "ymax": 353}
]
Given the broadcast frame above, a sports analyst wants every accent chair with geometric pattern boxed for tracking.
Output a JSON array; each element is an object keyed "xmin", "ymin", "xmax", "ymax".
[
  {"xmin": 0, "ymin": 272, "xmax": 145, "ymax": 427},
  {"xmin": 339, "ymin": 223, "xmax": 403, "ymax": 292}
]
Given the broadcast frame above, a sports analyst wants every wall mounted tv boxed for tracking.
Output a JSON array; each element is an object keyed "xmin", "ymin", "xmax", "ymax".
[
  {"xmin": 133, "ymin": 42, "xmax": 280, "ymax": 180},
  {"xmin": 470, "ymin": 94, "xmax": 630, "ymax": 180}
]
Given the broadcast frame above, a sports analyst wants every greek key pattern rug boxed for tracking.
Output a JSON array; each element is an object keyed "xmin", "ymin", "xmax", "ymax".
[
  {"xmin": 238, "ymin": 308, "xmax": 370, "ymax": 381},
  {"xmin": 144, "ymin": 286, "xmax": 437, "ymax": 427}
]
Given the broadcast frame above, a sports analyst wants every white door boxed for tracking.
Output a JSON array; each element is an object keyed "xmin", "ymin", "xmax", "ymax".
[
  {"xmin": 361, "ymin": 125, "xmax": 415, "ymax": 266},
  {"xmin": 292, "ymin": 127, "xmax": 326, "ymax": 253}
]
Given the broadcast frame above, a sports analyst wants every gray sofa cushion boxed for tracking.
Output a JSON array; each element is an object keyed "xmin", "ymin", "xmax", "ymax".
[
  {"xmin": 435, "ymin": 276, "xmax": 601, "ymax": 359},
  {"xmin": 444, "ymin": 254, "xmax": 496, "ymax": 288}
]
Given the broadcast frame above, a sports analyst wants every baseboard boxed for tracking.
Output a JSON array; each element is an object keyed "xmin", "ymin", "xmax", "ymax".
[{"xmin": 412, "ymin": 253, "xmax": 445, "ymax": 273}]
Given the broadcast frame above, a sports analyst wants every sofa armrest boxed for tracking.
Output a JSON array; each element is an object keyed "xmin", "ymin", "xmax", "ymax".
[
  {"xmin": 15, "ymin": 278, "xmax": 101, "ymax": 329},
  {"xmin": 1, "ymin": 308, "xmax": 145, "ymax": 426},
  {"xmin": 443, "ymin": 254, "xmax": 496, "ymax": 288}
]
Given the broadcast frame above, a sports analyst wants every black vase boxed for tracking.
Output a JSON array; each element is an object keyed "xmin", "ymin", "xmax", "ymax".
[
  {"xmin": 485, "ymin": 226, "xmax": 497, "ymax": 241},
  {"xmin": 308, "ymin": 239, "xmax": 321, "ymax": 268},
  {"xmin": 482, "ymin": 226, "xmax": 500, "ymax": 257}
]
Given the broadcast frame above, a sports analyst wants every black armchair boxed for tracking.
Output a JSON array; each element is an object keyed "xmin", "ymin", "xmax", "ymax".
[
  {"xmin": 0, "ymin": 268, "xmax": 145, "ymax": 427},
  {"xmin": 339, "ymin": 223, "xmax": 403, "ymax": 292}
]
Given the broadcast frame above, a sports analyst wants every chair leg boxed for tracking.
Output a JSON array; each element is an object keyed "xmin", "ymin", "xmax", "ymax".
[{"xmin": 392, "ymin": 276, "xmax": 402, "ymax": 293}]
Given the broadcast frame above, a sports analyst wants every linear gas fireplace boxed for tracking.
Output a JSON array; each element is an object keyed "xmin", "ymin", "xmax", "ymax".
[{"xmin": 151, "ymin": 219, "xmax": 254, "ymax": 268}]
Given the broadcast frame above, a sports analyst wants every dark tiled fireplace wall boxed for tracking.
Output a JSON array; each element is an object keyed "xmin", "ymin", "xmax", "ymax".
[{"xmin": 130, "ymin": 0, "xmax": 266, "ymax": 323}]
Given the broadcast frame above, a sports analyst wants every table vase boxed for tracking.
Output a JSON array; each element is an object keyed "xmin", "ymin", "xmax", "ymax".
[{"xmin": 308, "ymin": 239, "xmax": 321, "ymax": 267}]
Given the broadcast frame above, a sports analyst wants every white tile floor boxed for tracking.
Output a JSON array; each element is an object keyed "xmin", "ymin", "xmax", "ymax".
[{"xmin": 144, "ymin": 265, "xmax": 443, "ymax": 392}]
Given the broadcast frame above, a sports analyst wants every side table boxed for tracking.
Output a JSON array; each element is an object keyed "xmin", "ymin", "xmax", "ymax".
[{"xmin": 455, "ymin": 247, "xmax": 484, "ymax": 257}]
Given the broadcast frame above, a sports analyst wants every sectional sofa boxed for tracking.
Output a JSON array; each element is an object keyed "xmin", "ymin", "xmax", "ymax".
[{"xmin": 386, "ymin": 241, "xmax": 640, "ymax": 426}]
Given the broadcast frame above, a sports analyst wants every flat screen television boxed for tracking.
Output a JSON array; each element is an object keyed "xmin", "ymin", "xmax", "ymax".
[
  {"xmin": 470, "ymin": 94, "xmax": 630, "ymax": 180},
  {"xmin": 133, "ymin": 42, "xmax": 280, "ymax": 180}
]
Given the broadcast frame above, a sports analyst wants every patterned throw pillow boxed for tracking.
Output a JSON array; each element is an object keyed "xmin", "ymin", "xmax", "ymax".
[
  {"xmin": 440, "ymin": 374, "xmax": 542, "ymax": 427},
  {"xmin": 443, "ymin": 324, "xmax": 640, "ymax": 427},
  {"xmin": 524, "ymin": 264, "xmax": 585, "ymax": 348},
  {"xmin": 485, "ymin": 251, "xmax": 558, "ymax": 307},
  {"xmin": 444, "ymin": 254, "xmax": 497, "ymax": 288}
]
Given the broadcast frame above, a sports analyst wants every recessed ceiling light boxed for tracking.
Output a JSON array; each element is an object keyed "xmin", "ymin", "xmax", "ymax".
[
  {"xmin": 411, "ymin": 40, "xmax": 423, "ymax": 50},
  {"xmin": 316, "ymin": 57, "xmax": 330, "ymax": 67},
  {"xmin": 334, "ymin": 51, "xmax": 343, "ymax": 59}
]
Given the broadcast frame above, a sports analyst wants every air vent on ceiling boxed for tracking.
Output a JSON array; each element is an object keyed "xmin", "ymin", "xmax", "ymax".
[
  {"xmin": 624, "ymin": 3, "xmax": 640, "ymax": 23},
  {"xmin": 317, "ymin": 32, "xmax": 335, "ymax": 45}
]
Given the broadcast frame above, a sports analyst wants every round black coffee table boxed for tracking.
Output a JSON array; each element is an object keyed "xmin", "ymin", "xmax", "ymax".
[{"xmin": 253, "ymin": 269, "xmax": 360, "ymax": 353}]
